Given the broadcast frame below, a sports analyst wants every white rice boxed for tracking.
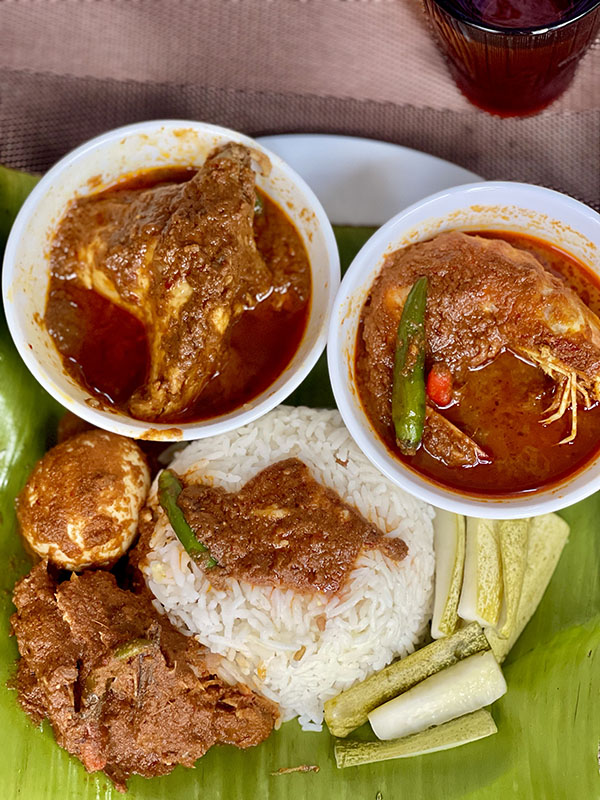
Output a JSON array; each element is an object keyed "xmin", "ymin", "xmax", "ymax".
[{"xmin": 143, "ymin": 406, "xmax": 435, "ymax": 730}]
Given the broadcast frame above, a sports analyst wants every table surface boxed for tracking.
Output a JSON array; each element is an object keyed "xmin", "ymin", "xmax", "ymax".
[
  {"xmin": 0, "ymin": 0, "xmax": 598, "ymax": 210},
  {"xmin": 2, "ymin": 0, "xmax": 599, "ymax": 113}
]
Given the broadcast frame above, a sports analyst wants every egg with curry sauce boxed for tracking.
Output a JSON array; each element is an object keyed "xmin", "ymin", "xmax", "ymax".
[{"xmin": 17, "ymin": 430, "xmax": 150, "ymax": 570}]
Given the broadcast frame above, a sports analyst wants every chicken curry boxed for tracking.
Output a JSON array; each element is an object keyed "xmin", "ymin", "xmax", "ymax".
[
  {"xmin": 355, "ymin": 230, "xmax": 600, "ymax": 496},
  {"xmin": 45, "ymin": 145, "xmax": 311, "ymax": 423}
]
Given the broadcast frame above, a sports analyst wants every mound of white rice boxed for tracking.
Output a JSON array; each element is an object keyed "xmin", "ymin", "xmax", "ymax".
[{"xmin": 143, "ymin": 406, "xmax": 435, "ymax": 730}]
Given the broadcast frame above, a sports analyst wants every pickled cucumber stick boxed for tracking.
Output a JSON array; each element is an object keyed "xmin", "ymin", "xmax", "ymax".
[
  {"xmin": 324, "ymin": 622, "xmax": 489, "ymax": 738},
  {"xmin": 497, "ymin": 519, "xmax": 529, "ymax": 639},
  {"xmin": 431, "ymin": 510, "xmax": 466, "ymax": 638},
  {"xmin": 368, "ymin": 650, "xmax": 506, "ymax": 741},
  {"xmin": 486, "ymin": 513, "xmax": 569, "ymax": 662},
  {"xmin": 458, "ymin": 518, "xmax": 503, "ymax": 628},
  {"xmin": 334, "ymin": 710, "xmax": 497, "ymax": 768}
]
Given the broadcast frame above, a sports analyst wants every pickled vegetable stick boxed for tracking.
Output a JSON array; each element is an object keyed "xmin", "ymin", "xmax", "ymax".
[
  {"xmin": 334, "ymin": 709, "xmax": 497, "ymax": 768},
  {"xmin": 324, "ymin": 622, "xmax": 489, "ymax": 738},
  {"xmin": 458, "ymin": 518, "xmax": 503, "ymax": 628},
  {"xmin": 368, "ymin": 650, "xmax": 506, "ymax": 741},
  {"xmin": 497, "ymin": 519, "xmax": 529, "ymax": 639},
  {"xmin": 486, "ymin": 513, "xmax": 569, "ymax": 662},
  {"xmin": 431, "ymin": 510, "xmax": 466, "ymax": 638}
]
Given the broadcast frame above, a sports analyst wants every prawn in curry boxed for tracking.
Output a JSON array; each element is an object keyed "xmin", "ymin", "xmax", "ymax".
[{"xmin": 356, "ymin": 230, "xmax": 600, "ymax": 495}]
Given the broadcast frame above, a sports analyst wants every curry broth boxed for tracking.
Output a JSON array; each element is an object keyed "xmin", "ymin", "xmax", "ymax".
[
  {"xmin": 45, "ymin": 169, "xmax": 311, "ymax": 423},
  {"xmin": 355, "ymin": 231, "xmax": 600, "ymax": 496}
]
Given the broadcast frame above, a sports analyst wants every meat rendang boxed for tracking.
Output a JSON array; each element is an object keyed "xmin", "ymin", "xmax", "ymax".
[
  {"xmin": 356, "ymin": 230, "xmax": 600, "ymax": 496},
  {"xmin": 176, "ymin": 458, "xmax": 408, "ymax": 594},
  {"xmin": 45, "ymin": 145, "xmax": 311, "ymax": 422},
  {"xmin": 11, "ymin": 562, "xmax": 277, "ymax": 792}
]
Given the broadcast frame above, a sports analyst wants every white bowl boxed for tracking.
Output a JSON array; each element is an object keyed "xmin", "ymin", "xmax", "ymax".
[
  {"xmin": 328, "ymin": 181, "xmax": 600, "ymax": 518},
  {"xmin": 2, "ymin": 120, "xmax": 339, "ymax": 441}
]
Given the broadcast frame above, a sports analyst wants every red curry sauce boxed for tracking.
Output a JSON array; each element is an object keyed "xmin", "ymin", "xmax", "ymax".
[
  {"xmin": 44, "ymin": 169, "xmax": 311, "ymax": 422},
  {"xmin": 356, "ymin": 231, "xmax": 600, "ymax": 496}
]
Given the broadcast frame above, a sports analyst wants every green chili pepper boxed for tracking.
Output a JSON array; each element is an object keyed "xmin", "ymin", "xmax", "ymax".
[
  {"xmin": 391, "ymin": 276, "xmax": 428, "ymax": 456},
  {"xmin": 114, "ymin": 638, "xmax": 154, "ymax": 660},
  {"xmin": 158, "ymin": 469, "xmax": 218, "ymax": 569},
  {"xmin": 254, "ymin": 190, "xmax": 264, "ymax": 216}
]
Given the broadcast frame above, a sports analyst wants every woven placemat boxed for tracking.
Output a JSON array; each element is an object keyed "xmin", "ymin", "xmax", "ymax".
[
  {"xmin": 2, "ymin": 0, "xmax": 599, "ymax": 112},
  {"xmin": 0, "ymin": 0, "xmax": 598, "ymax": 209}
]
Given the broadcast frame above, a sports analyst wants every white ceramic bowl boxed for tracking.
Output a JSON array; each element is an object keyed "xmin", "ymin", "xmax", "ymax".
[
  {"xmin": 2, "ymin": 120, "xmax": 339, "ymax": 441},
  {"xmin": 328, "ymin": 181, "xmax": 600, "ymax": 518}
]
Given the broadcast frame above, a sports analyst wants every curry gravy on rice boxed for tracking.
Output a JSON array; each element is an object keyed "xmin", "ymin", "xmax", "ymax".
[
  {"xmin": 176, "ymin": 457, "xmax": 408, "ymax": 594},
  {"xmin": 356, "ymin": 230, "xmax": 600, "ymax": 495},
  {"xmin": 11, "ymin": 406, "xmax": 433, "ymax": 792},
  {"xmin": 142, "ymin": 407, "xmax": 434, "ymax": 733}
]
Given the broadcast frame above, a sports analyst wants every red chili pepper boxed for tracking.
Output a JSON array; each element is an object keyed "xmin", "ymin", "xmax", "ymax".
[{"xmin": 426, "ymin": 363, "xmax": 453, "ymax": 407}]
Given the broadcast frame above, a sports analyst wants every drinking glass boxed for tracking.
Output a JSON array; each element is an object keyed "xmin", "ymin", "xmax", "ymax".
[{"xmin": 423, "ymin": 0, "xmax": 600, "ymax": 116}]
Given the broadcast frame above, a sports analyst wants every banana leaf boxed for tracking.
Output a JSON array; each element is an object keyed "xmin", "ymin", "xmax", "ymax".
[{"xmin": 0, "ymin": 171, "xmax": 598, "ymax": 799}]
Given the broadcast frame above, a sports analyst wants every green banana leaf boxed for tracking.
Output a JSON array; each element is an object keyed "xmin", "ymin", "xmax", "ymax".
[{"xmin": 0, "ymin": 170, "xmax": 598, "ymax": 800}]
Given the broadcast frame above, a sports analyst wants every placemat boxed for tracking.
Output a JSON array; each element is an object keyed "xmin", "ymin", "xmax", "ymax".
[{"xmin": 0, "ymin": 0, "xmax": 599, "ymax": 209}]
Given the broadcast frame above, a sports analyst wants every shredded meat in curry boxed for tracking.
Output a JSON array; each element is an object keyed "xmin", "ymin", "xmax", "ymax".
[{"xmin": 11, "ymin": 562, "xmax": 277, "ymax": 792}]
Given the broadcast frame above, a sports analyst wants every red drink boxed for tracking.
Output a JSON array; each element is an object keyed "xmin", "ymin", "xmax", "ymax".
[
  {"xmin": 424, "ymin": 0, "xmax": 600, "ymax": 116},
  {"xmin": 459, "ymin": 0, "xmax": 581, "ymax": 27}
]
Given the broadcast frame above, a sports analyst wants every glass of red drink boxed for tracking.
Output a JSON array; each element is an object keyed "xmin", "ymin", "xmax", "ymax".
[{"xmin": 423, "ymin": 0, "xmax": 600, "ymax": 116}]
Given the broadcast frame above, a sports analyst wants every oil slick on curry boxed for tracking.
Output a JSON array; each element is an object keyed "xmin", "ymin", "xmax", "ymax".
[{"xmin": 355, "ymin": 229, "xmax": 600, "ymax": 497}]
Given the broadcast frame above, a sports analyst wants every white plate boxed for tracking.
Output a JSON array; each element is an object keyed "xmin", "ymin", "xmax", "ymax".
[{"xmin": 257, "ymin": 134, "xmax": 482, "ymax": 226}]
